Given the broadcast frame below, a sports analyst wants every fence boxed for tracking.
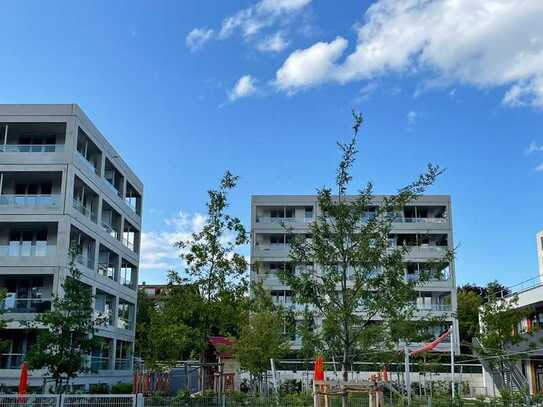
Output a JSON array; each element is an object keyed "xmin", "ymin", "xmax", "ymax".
[{"xmin": 0, "ymin": 395, "xmax": 136, "ymax": 407}]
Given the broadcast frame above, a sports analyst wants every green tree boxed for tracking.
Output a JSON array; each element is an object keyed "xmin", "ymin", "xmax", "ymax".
[
  {"xmin": 161, "ymin": 172, "xmax": 249, "ymax": 381},
  {"xmin": 457, "ymin": 287, "xmax": 483, "ymax": 352},
  {"xmin": 0, "ymin": 289, "xmax": 9, "ymax": 352},
  {"xmin": 134, "ymin": 288, "xmax": 156, "ymax": 359},
  {"xmin": 234, "ymin": 287, "xmax": 289, "ymax": 391},
  {"xmin": 278, "ymin": 112, "xmax": 451, "ymax": 405},
  {"xmin": 25, "ymin": 247, "xmax": 98, "ymax": 393}
]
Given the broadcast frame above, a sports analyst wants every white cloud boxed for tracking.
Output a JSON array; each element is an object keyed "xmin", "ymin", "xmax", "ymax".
[
  {"xmin": 527, "ymin": 141, "xmax": 543, "ymax": 154},
  {"xmin": 186, "ymin": 28, "xmax": 214, "ymax": 51},
  {"xmin": 273, "ymin": 0, "xmax": 543, "ymax": 109},
  {"xmin": 274, "ymin": 36, "xmax": 348, "ymax": 92},
  {"xmin": 228, "ymin": 75, "xmax": 258, "ymax": 102},
  {"xmin": 186, "ymin": 0, "xmax": 311, "ymax": 52},
  {"xmin": 140, "ymin": 211, "xmax": 206, "ymax": 271},
  {"xmin": 536, "ymin": 163, "xmax": 543, "ymax": 172},
  {"xmin": 219, "ymin": 0, "xmax": 311, "ymax": 39},
  {"xmin": 355, "ymin": 82, "xmax": 379, "ymax": 103},
  {"xmin": 257, "ymin": 31, "xmax": 290, "ymax": 53},
  {"xmin": 407, "ymin": 110, "xmax": 417, "ymax": 125}
]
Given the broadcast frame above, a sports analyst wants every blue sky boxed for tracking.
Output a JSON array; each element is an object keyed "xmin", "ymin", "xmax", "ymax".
[{"xmin": 2, "ymin": 0, "xmax": 543, "ymax": 287}]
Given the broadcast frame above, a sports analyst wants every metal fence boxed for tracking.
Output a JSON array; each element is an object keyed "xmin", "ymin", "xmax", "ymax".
[{"xmin": 0, "ymin": 395, "xmax": 136, "ymax": 407}]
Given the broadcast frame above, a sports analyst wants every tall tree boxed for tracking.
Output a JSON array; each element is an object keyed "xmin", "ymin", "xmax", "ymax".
[
  {"xmin": 172, "ymin": 171, "xmax": 249, "ymax": 383},
  {"xmin": 278, "ymin": 112, "xmax": 451, "ymax": 405},
  {"xmin": 25, "ymin": 247, "xmax": 98, "ymax": 393}
]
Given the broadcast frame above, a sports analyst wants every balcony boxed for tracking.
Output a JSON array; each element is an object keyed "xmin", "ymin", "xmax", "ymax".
[
  {"xmin": 115, "ymin": 358, "xmax": 131, "ymax": 370},
  {"xmin": 104, "ymin": 158, "xmax": 124, "ymax": 199},
  {"xmin": 255, "ymin": 206, "xmax": 314, "ymax": 227},
  {"xmin": 101, "ymin": 222, "xmax": 119, "ymax": 240},
  {"xmin": 76, "ymin": 128, "xmax": 102, "ymax": 176},
  {"xmin": 0, "ymin": 353, "xmax": 24, "ymax": 369},
  {"xmin": 73, "ymin": 199, "xmax": 97, "ymax": 223},
  {"xmin": 1, "ymin": 297, "xmax": 52, "ymax": 313},
  {"xmin": 90, "ymin": 356, "xmax": 111, "ymax": 371},
  {"xmin": 0, "ymin": 244, "xmax": 56, "ymax": 257},
  {"xmin": 125, "ymin": 182, "xmax": 142, "ymax": 215},
  {"xmin": 97, "ymin": 263, "xmax": 117, "ymax": 280},
  {"xmin": 0, "ymin": 194, "xmax": 61, "ymax": 208},
  {"xmin": 75, "ymin": 254, "xmax": 94, "ymax": 270},
  {"xmin": 414, "ymin": 303, "xmax": 452, "ymax": 312},
  {"xmin": 122, "ymin": 221, "xmax": 139, "ymax": 253},
  {"xmin": 0, "ymin": 144, "xmax": 64, "ymax": 153}
]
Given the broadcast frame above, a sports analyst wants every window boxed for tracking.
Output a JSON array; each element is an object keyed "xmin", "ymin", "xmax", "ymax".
[{"xmin": 305, "ymin": 207, "xmax": 313, "ymax": 219}]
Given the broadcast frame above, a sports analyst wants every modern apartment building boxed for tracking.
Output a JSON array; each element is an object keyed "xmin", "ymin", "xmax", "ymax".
[
  {"xmin": 250, "ymin": 195, "xmax": 459, "ymax": 353},
  {"xmin": 0, "ymin": 104, "xmax": 143, "ymax": 390}
]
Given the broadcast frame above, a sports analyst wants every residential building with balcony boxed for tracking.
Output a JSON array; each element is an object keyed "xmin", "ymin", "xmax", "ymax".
[
  {"xmin": 251, "ymin": 195, "xmax": 459, "ymax": 352},
  {"xmin": 0, "ymin": 104, "xmax": 143, "ymax": 391}
]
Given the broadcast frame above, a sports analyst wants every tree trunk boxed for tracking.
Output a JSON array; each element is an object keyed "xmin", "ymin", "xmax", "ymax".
[{"xmin": 342, "ymin": 350, "xmax": 348, "ymax": 407}]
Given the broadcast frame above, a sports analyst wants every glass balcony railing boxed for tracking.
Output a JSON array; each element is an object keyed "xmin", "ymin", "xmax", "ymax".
[
  {"xmin": 73, "ymin": 199, "xmax": 97, "ymax": 223},
  {"xmin": 0, "ymin": 144, "xmax": 64, "ymax": 153},
  {"xmin": 0, "ymin": 194, "xmax": 61, "ymax": 208},
  {"xmin": 101, "ymin": 222, "xmax": 119, "ymax": 240},
  {"xmin": 0, "ymin": 353, "xmax": 24, "ymax": 369},
  {"xmin": 0, "ymin": 244, "xmax": 56, "ymax": 257},
  {"xmin": 414, "ymin": 303, "xmax": 452, "ymax": 312},
  {"xmin": 76, "ymin": 254, "xmax": 94, "ymax": 270},
  {"xmin": 397, "ymin": 217, "xmax": 447, "ymax": 224},
  {"xmin": 90, "ymin": 356, "xmax": 111, "ymax": 371},
  {"xmin": 97, "ymin": 263, "xmax": 117, "ymax": 280},
  {"xmin": 122, "ymin": 237, "xmax": 135, "ymax": 252},
  {"xmin": 76, "ymin": 151, "xmax": 98, "ymax": 174},
  {"xmin": 1, "ymin": 298, "xmax": 52, "ymax": 313},
  {"xmin": 115, "ymin": 358, "xmax": 132, "ymax": 370},
  {"xmin": 104, "ymin": 180, "xmax": 123, "ymax": 198}
]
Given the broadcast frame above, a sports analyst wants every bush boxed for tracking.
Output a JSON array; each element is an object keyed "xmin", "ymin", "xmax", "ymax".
[
  {"xmin": 111, "ymin": 382, "xmax": 133, "ymax": 394},
  {"xmin": 89, "ymin": 383, "xmax": 110, "ymax": 394}
]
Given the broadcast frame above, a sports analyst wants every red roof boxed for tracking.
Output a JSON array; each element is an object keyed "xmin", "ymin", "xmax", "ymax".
[{"xmin": 208, "ymin": 336, "xmax": 237, "ymax": 359}]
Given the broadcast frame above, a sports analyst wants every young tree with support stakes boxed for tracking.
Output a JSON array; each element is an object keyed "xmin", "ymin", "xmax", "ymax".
[
  {"xmin": 25, "ymin": 246, "xmax": 98, "ymax": 393},
  {"xmin": 278, "ymin": 111, "xmax": 453, "ymax": 406}
]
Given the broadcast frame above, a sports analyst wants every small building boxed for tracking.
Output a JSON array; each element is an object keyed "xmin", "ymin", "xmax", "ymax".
[{"xmin": 208, "ymin": 336, "xmax": 240, "ymax": 392}]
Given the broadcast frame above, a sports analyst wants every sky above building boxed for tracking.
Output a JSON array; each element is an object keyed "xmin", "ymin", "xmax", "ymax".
[{"xmin": 2, "ymin": 0, "xmax": 543, "ymax": 287}]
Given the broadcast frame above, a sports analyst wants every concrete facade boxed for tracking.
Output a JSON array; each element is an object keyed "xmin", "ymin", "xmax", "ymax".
[
  {"xmin": 0, "ymin": 104, "xmax": 143, "ymax": 390},
  {"xmin": 250, "ymin": 195, "xmax": 459, "ymax": 353}
]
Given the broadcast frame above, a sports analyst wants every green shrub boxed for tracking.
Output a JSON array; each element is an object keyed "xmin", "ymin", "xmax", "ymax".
[{"xmin": 111, "ymin": 382, "xmax": 133, "ymax": 394}]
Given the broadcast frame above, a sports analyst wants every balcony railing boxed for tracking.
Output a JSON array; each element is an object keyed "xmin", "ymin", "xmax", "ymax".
[
  {"xmin": 414, "ymin": 303, "xmax": 452, "ymax": 312},
  {"xmin": 0, "ymin": 194, "xmax": 61, "ymax": 208},
  {"xmin": 101, "ymin": 222, "xmax": 119, "ymax": 240},
  {"xmin": 90, "ymin": 356, "xmax": 111, "ymax": 371},
  {"xmin": 73, "ymin": 199, "xmax": 97, "ymax": 222},
  {"xmin": 98, "ymin": 263, "xmax": 117, "ymax": 280},
  {"xmin": 0, "ymin": 144, "xmax": 64, "ymax": 153},
  {"xmin": 76, "ymin": 254, "xmax": 94, "ymax": 270},
  {"xmin": 257, "ymin": 216, "xmax": 297, "ymax": 224},
  {"xmin": 396, "ymin": 217, "xmax": 447, "ymax": 224},
  {"xmin": 76, "ymin": 151, "xmax": 98, "ymax": 174},
  {"xmin": 115, "ymin": 358, "xmax": 132, "ymax": 370},
  {"xmin": 0, "ymin": 244, "xmax": 56, "ymax": 257},
  {"xmin": 105, "ymin": 180, "xmax": 123, "ymax": 198},
  {"xmin": 0, "ymin": 353, "xmax": 24, "ymax": 369},
  {"xmin": 1, "ymin": 298, "xmax": 52, "ymax": 313},
  {"xmin": 122, "ymin": 237, "xmax": 135, "ymax": 252}
]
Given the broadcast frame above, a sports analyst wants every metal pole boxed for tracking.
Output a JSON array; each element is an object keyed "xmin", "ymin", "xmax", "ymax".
[
  {"xmin": 404, "ymin": 343, "xmax": 411, "ymax": 406},
  {"xmin": 3, "ymin": 124, "xmax": 8, "ymax": 147},
  {"xmin": 450, "ymin": 328, "xmax": 455, "ymax": 400}
]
